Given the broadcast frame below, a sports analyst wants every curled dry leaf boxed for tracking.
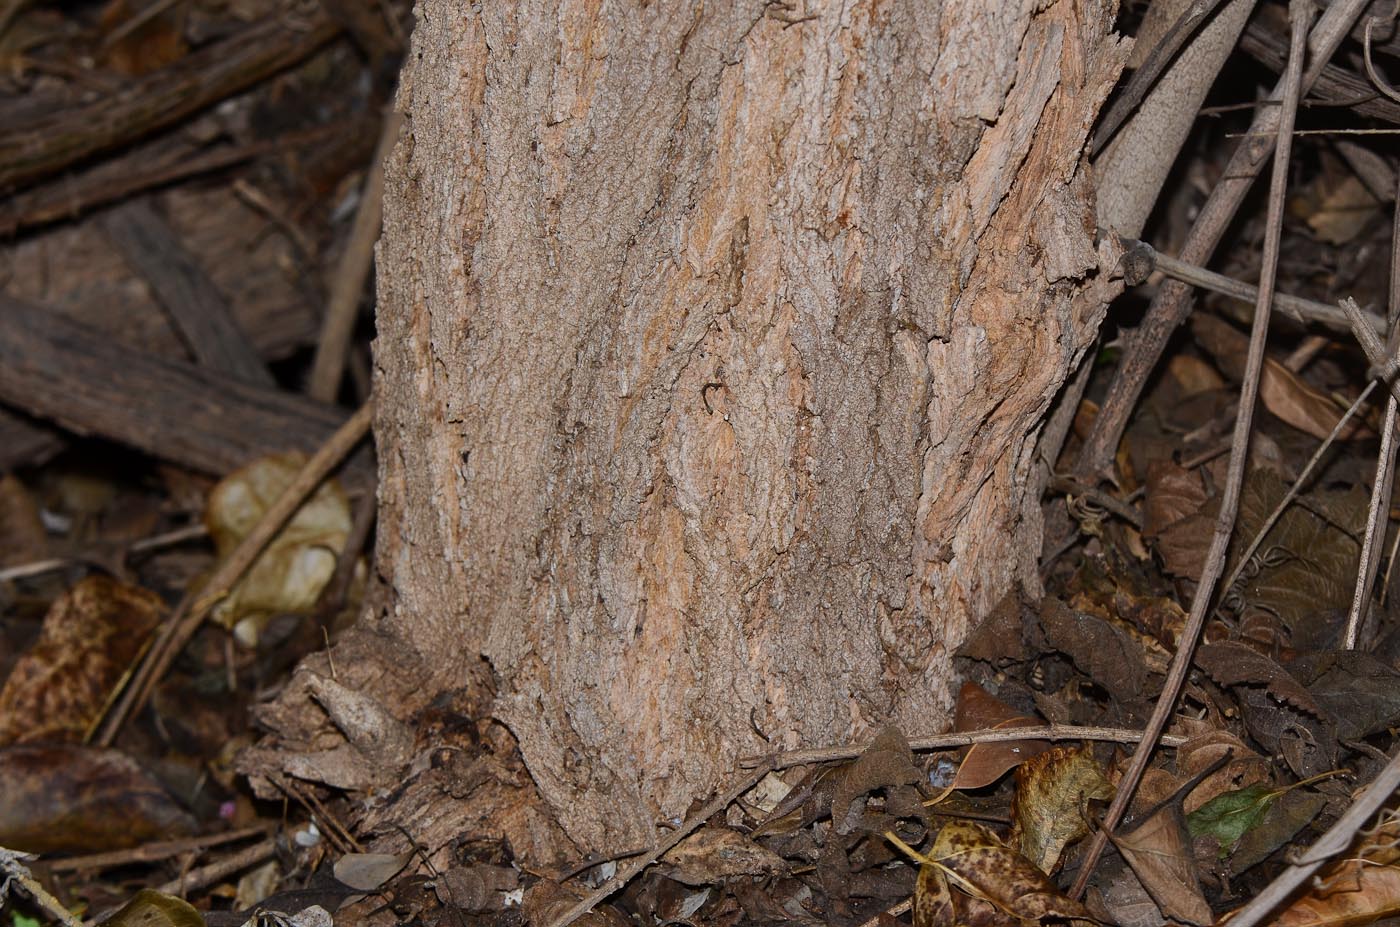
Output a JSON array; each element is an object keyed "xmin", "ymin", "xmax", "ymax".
[
  {"xmin": 1194, "ymin": 642, "xmax": 1325, "ymax": 718},
  {"xmin": 1248, "ymin": 815, "xmax": 1400, "ymax": 927},
  {"xmin": 831, "ymin": 726, "xmax": 922, "ymax": 834},
  {"xmin": 0, "ymin": 575, "xmax": 164, "ymax": 745},
  {"xmin": 912, "ymin": 820, "xmax": 1093, "ymax": 927},
  {"xmin": 1010, "ymin": 744, "xmax": 1113, "ymax": 875},
  {"xmin": 204, "ymin": 452, "xmax": 353, "ymax": 645},
  {"xmin": 947, "ymin": 681, "xmax": 1050, "ymax": 791}
]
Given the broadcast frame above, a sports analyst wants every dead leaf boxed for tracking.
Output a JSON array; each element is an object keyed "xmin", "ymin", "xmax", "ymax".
[
  {"xmin": 1010, "ymin": 744, "xmax": 1112, "ymax": 874},
  {"xmin": 205, "ymin": 452, "xmax": 353, "ymax": 645},
  {"xmin": 911, "ymin": 820, "xmax": 1093, "ymax": 927},
  {"xmin": 948, "ymin": 681, "xmax": 1051, "ymax": 790},
  {"xmin": 1111, "ymin": 801, "xmax": 1212, "ymax": 925},
  {"xmin": 1040, "ymin": 598, "xmax": 1161, "ymax": 703},
  {"xmin": 1192, "ymin": 314, "xmax": 1370, "ymax": 441},
  {"xmin": 831, "ymin": 726, "xmax": 923, "ymax": 835},
  {"xmin": 99, "ymin": 889, "xmax": 204, "ymax": 927},
  {"xmin": 1227, "ymin": 470, "xmax": 1366, "ymax": 635},
  {"xmin": 1194, "ymin": 642, "xmax": 1326, "ymax": 718},
  {"xmin": 1290, "ymin": 650, "xmax": 1400, "ymax": 740},
  {"xmin": 1226, "ymin": 786, "xmax": 1325, "ymax": 876},
  {"xmin": 0, "ymin": 575, "xmax": 165, "ymax": 745},
  {"xmin": 333, "ymin": 851, "xmax": 412, "ymax": 891},
  {"xmin": 1110, "ymin": 756, "xmax": 1228, "ymax": 925},
  {"xmin": 1085, "ymin": 858, "xmax": 1169, "ymax": 927},
  {"xmin": 1252, "ymin": 816, "xmax": 1400, "ymax": 927},
  {"xmin": 1172, "ymin": 720, "xmax": 1270, "ymax": 813},
  {"xmin": 1143, "ymin": 461, "xmax": 1209, "ymax": 543},
  {"xmin": 0, "ymin": 744, "xmax": 195, "ymax": 853},
  {"xmin": 1292, "ymin": 159, "xmax": 1382, "ymax": 244}
]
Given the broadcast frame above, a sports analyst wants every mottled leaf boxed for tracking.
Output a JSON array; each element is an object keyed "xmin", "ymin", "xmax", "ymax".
[
  {"xmin": 1010, "ymin": 745, "xmax": 1112, "ymax": 874},
  {"xmin": 912, "ymin": 820, "xmax": 1092, "ymax": 927},
  {"xmin": 0, "ymin": 576, "xmax": 164, "ymax": 745}
]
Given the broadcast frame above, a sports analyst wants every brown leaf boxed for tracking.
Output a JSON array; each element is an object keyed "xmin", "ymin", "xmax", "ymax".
[
  {"xmin": 0, "ymin": 744, "xmax": 195, "ymax": 853},
  {"xmin": 1142, "ymin": 461, "xmax": 1209, "ymax": 542},
  {"xmin": 1172, "ymin": 719, "xmax": 1269, "ymax": 814},
  {"xmin": 1232, "ymin": 472, "xmax": 1366, "ymax": 635},
  {"xmin": 0, "ymin": 575, "xmax": 165, "ymax": 745},
  {"xmin": 1110, "ymin": 799, "xmax": 1212, "ymax": 924},
  {"xmin": 1256, "ymin": 817, "xmax": 1400, "ymax": 927},
  {"xmin": 831, "ymin": 726, "xmax": 922, "ymax": 835},
  {"xmin": 1040, "ymin": 598, "xmax": 1160, "ymax": 703},
  {"xmin": 99, "ymin": 890, "xmax": 204, "ymax": 927},
  {"xmin": 1010, "ymin": 744, "xmax": 1113, "ymax": 874},
  {"xmin": 1289, "ymin": 650, "xmax": 1400, "ymax": 740},
  {"xmin": 1194, "ymin": 642, "xmax": 1325, "ymax": 718},
  {"xmin": 1192, "ymin": 314, "xmax": 1369, "ymax": 441},
  {"xmin": 1085, "ymin": 858, "xmax": 1171, "ymax": 927},
  {"xmin": 913, "ymin": 820, "xmax": 1093, "ymax": 927},
  {"xmin": 949, "ymin": 681, "xmax": 1051, "ymax": 790}
]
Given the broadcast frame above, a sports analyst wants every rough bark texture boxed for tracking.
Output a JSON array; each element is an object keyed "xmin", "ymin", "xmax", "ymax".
[{"xmin": 254, "ymin": 0, "xmax": 1128, "ymax": 859}]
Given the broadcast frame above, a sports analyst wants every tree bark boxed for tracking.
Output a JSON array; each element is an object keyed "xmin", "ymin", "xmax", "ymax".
[{"xmin": 250, "ymin": 0, "xmax": 1128, "ymax": 861}]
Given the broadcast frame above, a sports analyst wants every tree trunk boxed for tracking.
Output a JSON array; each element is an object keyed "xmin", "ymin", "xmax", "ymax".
[{"xmin": 247, "ymin": 0, "xmax": 1128, "ymax": 863}]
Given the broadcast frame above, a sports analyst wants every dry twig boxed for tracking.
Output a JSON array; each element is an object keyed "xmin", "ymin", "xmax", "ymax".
[
  {"xmin": 1343, "ymin": 170, "xmax": 1400, "ymax": 649},
  {"xmin": 1071, "ymin": 0, "xmax": 1313, "ymax": 895},
  {"xmin": 741, "ymin": 724, "xmax": 1187, "ymax": 771},
  {"xmin": 1074, "ymin": 0, "xmax": 1371, "ymax": 483},
  {"xmin": 95, "ymin": 400, "xmax": 374, "ymax": 745}
]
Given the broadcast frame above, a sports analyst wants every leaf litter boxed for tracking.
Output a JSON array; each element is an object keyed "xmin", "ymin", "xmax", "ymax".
[{"xmin": 4, "ymin": 2, "xmax": 1400, "ymax": 926}]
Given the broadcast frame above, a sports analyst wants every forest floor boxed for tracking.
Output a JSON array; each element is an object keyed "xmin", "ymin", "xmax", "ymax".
[{"xmin": 3, "ymin": 2, "xmax": 1400, "ymax": 926}]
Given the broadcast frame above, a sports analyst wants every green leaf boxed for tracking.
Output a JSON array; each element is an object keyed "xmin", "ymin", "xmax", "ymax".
[{"xmin": 1186, "ymin": 783, "xmax": 1278, "ymax": 856}]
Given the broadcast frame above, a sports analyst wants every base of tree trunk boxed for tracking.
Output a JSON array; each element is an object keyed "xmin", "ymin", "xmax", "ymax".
[{"xmin": 242, "ymin": 0, "xmax": 1128, "ymax": 866}]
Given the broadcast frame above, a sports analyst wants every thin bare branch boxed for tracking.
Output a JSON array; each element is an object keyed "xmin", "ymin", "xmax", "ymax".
[{"xmin": 1071, "ymin": 0, "xmax": 1313, "ymax": 896}]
